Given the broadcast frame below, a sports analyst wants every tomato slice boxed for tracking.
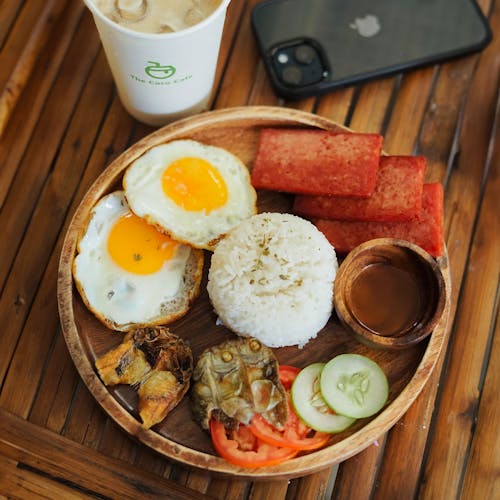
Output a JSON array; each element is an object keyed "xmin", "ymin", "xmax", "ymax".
[
  {"xmin": 250, "ymin": 399, "xmax": 330, "ymax": 451},
  {"xmin": 210, "ymin": 419, "xmax": 297, "ymax": 468},
  {"xmin": 279, "ymin": 365, "xmax": 301, "ymax": 390}
]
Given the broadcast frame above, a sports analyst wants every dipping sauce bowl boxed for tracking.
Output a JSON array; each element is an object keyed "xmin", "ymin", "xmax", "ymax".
[{"xmin": 333, "ymin": 238, "xmax": 446, "ymax": 349}]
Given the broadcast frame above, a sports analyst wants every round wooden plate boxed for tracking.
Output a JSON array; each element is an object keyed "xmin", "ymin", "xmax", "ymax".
[{"xmin": 57, "ymin": 106, "xmax": 451, "ymax": 480}]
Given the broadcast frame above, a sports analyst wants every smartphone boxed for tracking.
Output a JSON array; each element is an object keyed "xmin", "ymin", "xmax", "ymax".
[{"xmin": 251, "ymin": 0, "xmax": 492, "ymax": 99}]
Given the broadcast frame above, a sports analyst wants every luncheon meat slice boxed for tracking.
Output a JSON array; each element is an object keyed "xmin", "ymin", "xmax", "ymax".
[
  {"xmin": 293, "ymin": 156, "xmax": 426, "ymax": 222},
  {"xmin": 315, "ymin": 183, "xmax": 445, "ymax": 257},
  {"xmin": 250, "ymin": 128, "xmax": 383, "ymax": 197}
]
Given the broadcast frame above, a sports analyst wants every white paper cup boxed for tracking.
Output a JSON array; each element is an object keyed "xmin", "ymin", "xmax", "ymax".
[{"xmin": 83, "ymin": 0, "xmax": 231, "ymax": 126}]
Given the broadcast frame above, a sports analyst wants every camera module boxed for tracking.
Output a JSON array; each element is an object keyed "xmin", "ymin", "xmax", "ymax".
[{"xmin": 270, "ymin": 39, "xmax": 329, "ymax": 89}]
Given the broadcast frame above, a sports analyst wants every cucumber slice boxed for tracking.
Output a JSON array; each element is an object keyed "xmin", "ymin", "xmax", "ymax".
[
  {"xmin": 291, "ymin": 363, "xmax": 356, "ymax": 433},
  {"xmin": 320, "ymin": 354, "xmax": 389, "ymax": 419}
]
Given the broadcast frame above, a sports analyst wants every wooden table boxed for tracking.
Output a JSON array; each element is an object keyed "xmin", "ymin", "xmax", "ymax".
[{"xmin": 1, "ymin": 1, "xmax": 498, "ymax": 498}]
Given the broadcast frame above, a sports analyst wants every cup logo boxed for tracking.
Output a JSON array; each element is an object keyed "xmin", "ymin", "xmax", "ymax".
[{"xmin": 145, "ymin": 61, "xmax": 176, "ymax": 79}]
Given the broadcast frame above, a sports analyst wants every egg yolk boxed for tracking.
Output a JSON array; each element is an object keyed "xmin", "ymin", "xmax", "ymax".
[
  {"xmin": 161, "ymin": 157, "xmax": 228, "ymax": 213},
  {"xmin": 107, "ymin": 213, "xmax": 177, "ymax": 274}
]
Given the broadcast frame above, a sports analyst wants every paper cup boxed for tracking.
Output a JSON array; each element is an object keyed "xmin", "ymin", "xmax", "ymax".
[{"xmin": 83, "ymin": 1, "xmax": 231, "ymax": 126}]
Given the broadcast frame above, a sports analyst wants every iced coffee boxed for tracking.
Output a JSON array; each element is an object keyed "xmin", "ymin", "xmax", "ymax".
[{"xmin": 94, "ymin": 0, "xmax": 222, "ymax": 34}]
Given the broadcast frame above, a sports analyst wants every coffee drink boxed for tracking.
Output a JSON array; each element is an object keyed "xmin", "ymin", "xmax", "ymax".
[{"xmin": 95, "ymin": 0, "xmax": 222, "ymax": 34}]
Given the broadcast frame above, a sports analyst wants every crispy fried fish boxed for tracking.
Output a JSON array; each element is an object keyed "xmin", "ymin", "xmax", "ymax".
[
  {"xmin": 191, "ymin": 337, "xmax": 288, "ymax": 430},
  {"xmin": 95, "ymin": 327, "xmax": 193, "ymax": 429}
]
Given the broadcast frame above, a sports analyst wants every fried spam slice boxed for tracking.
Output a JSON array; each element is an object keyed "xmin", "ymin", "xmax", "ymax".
[
  {"xmin": 250, "ymin": 128, "xmax": 383, "ymax": 198},
  {"xmin": 315, "ymin": 183, "xmax": 445, "ymax": 257},
  {"xmin": 294, "ymin": 156, "xmax": 426, "ymax": 222}
]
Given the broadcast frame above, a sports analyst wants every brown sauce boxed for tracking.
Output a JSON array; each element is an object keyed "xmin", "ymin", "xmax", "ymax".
[{"xmin": 348, "ymin": 262, "xmax": 423, "ymax": 336}]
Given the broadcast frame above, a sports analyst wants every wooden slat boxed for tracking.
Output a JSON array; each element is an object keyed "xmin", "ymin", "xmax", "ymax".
[
  {"xmin": 0, "ymin": 1, "xmax": 85, "ymax": 208},
  {"xmin": 133, "ymin": 444, "xmax": 169, "ymax": 479},
  {"xmin": 316, "ymin": 87, "xmax": 356, "ymax": 125},
  {"xmin": 0, "ymin": 0, "xmax": 67, "ymax": 138},
  {"xmin": 284, "ymin": 96, "xmax": 317, "ymax": 113},
  {"xmin": 460, "ymin": 87, "xmax": 500, "ymax": 499},
  {"xmin": 462, "ymin": 312, "xmax": 500, "ymax": 498},
  {"xmin": 0, "ymin": 2, "xmax": 48, "ymax": 84},
  {"xmin": 98, "ymin": 418, "xmax": 139, "ymax": 464},
  {"xmin": 173, "ymin": 466, "xmax": 211, "ymax": 496},
  {"xmin": 349, "ymin": 77, "xmax": 397, "ymax": 133},
  {"xmin": 210, "ymin": 0, "xmax": 247, "ymax": 106},
  {"xmin": 206, "ymin": 478, "xmax": 250, "ymax": 499},
  {"xmin": 0, "ymin": 10, "xmax": 99, "ymax": 294},
  {"xmin": 288, "ymin": 467, "xmax": 336, "ymax": 500},
  {"xmin": 249, "ymin": 479, "xmax": 290, "ymax": 499},
  {"xmin": 0, "ymin": 0, "xmax": 23, "ymax": 49},
  {"xmin": 332, "ymin": 441, "xmax": 383, "ymax": 499},
  {"xmin": 28, "ymin": 332, "xmax": 81, "ymax": 431},
  {"xmin": 418, "ymin": 29, "xmax": 500, "ymax": 498},
  {"xmin": 0, "ymin": 455, "xmax": 94, "ymax": 499},
  {"xmin": 416, "ymin": 54, "xmax": 480, "ymax": 183},
  {"xmin": 214, "ymin": 0, "xmax": 261, "ymax": 109},
  {"xmin": 383, "ymin": 67, "xmax": 436, "ymax": 154},
  {"xmin": 63, "ymin": 383, "xmax": 108, "ymax": 449},
  {"xmin": 0, "ymin": 408, "xmax": 214, "ymax": 500}
]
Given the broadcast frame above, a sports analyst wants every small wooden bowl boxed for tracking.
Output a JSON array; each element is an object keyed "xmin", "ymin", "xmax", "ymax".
[{"xmin": 334, "ymin": 238, "xmax": 446, "ymax": 350}]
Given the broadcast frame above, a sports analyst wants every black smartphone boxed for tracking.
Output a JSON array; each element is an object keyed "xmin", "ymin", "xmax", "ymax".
[{"xmin": 251, "ymin": 0, "xmax": 492, "ymax": 99}]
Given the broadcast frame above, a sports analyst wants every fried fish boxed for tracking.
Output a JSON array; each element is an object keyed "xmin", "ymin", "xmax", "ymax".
[
  {"xmin": 191, "ymin": 337, "xmax": 288, "ymax": 430},
  {"xmin": 95, "ymin": 326, "xmax": 193, "ymax": 429}
]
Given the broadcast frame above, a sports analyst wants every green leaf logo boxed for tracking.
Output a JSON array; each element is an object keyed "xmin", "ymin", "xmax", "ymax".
[{"xmin": 145, "ymin": 61, "xmax": 176, "ymax": 79}]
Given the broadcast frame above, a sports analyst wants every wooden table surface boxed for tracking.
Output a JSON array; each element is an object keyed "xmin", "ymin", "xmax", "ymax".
[{"xmin": 1, "ymin": 1, "xmax": 498, "ymax": 498}]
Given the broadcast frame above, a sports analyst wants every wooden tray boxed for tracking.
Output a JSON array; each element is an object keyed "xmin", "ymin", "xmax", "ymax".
[{"xmin": 57, "ymin": 106, "xmax": 451, "ymax": 480}]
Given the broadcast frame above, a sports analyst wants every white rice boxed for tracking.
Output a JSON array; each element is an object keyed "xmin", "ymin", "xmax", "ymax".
[{"xmin": 207, "ymin": 212, "xmax": 338, "ymax": 348}]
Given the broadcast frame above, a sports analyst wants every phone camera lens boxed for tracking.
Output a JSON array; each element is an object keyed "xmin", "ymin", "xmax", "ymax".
[
  {"xmin": 294, "ymin": 44, "xmax": 316, "ymax": 64},
  {"xmin": 270, "ymin": 39, "xmax": 329, "ymax": 89},
  {"xmin": 281, "ymin": 66, "xmax": 303, "ymax": 85}
]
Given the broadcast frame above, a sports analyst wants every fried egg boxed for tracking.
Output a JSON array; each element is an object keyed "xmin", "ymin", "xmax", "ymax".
[
  {"xmin": 73, "ymin": 191, "xmax": 203, "ymax": 331},
  {"xmin": 123, "ymin": 140, "xmax": 257, "ymax": 250}
]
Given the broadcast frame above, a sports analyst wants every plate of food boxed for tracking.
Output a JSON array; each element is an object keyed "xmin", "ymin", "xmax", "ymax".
[{"xmin": 57, "ymin": 105, "xmax": 450, "ymax": 480}]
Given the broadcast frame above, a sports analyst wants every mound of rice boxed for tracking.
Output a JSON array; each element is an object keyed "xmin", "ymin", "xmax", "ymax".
[{"xmin": 207, "ymin": 212, "xmax": 338, "ymax": 347}]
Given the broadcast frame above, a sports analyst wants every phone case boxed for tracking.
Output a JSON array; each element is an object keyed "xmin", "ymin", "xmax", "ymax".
[{"xmin": 251, "ymin": 0, "xmax": 492, "ymax": 99}]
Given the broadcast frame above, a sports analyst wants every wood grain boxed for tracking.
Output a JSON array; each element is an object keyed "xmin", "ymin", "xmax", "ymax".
[
  {"xmin": 0, "ymin": 0, "xmax": 85, "ymax": 208},
  {"xmin": 0, "ymin": 0, "xmax": 67, "ymax": 138},
  {"xmin": 0, "ymin": 456, "xmax": 94, "ymax": 499},
  {"xmin": 459, "ymin": 84, "xmax": 499, "ymax": 499},
  {"xmin": 0, "ymin": 1, "xmax": 24, "ymax": 49},
  {"xmin": 462, "ymin": 310, "xmax": 500, "ymax": 498},
  {"xmin": 419, "ymin": 23, "xmax": 500, "ymax": 495},
  {"xmin": 214, "ymin": 0, "xmax": 262, "ymax": 109},
  {"xmin": 0, "ymin": 408, "xmax": 214, "ymax": 500}
]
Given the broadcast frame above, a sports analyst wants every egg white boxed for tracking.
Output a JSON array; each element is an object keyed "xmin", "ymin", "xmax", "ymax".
[
  {"xmin": 73, "ymin": 191, "xmax": 192, "ymax": 330},
  {"xmin": 123, "ymin": 140, "xmax": 257, "ymax": 250}
]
